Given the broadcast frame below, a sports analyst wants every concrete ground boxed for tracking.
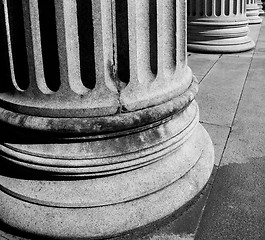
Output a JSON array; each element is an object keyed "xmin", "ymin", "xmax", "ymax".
[{"xmin": 192, "ymin": 16, "xmax": 265, "ymax": 240}]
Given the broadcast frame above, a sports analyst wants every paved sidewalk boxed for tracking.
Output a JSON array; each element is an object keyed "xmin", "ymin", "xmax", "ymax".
[{"xmin": 191, "ymin": 17, "xmax": 265, "ymax": 240}]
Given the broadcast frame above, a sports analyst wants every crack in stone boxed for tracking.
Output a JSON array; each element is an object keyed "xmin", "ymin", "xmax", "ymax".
[{"xmin": 110, "ymin": 0, "xmax": 127, "ymax": 114}]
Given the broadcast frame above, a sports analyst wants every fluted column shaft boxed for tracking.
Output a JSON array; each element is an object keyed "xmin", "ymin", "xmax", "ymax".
[
  {"xmin": 188, "ymin": 0, "xmax": 255, "ymax": 53},
  {"xmin": 0, "ymin": 1, "xmax": 214, "ymax": 239},
  {"xmin": 0, "ymin": 0, "xmax": 190, "ymax": 118}
]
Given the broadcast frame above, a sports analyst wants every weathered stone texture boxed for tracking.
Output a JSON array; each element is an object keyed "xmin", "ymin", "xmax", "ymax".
[{"xmin": 0, "ymin": 1, "xmax": 214, "ymax": 239}]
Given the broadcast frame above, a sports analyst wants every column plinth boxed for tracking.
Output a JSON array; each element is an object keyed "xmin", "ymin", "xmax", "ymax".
[
  {"xmin": 246, "ymin": 0, "xmax": 262, "ymax": 23},
  {"xmin": 188, "ymin": 0, "xmax": 255, "ymax": 53},
  {"xmin": 0, "ymin": 1, "xmax": 214, "ymax": 239}
]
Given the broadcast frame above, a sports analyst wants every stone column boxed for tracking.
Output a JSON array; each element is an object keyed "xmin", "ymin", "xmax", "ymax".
[
  {"xmin": 246, "ymin": 0, "xmax": 262, "ymax": 23},
  {"xmin": 188, "ymin": 0, "xmax": 255, "ymax": 53},
  {"xmin": 257, "ymin": 0, "xmax": 264, "ymax": 14},
  {"xmin": 0, "ymin": 0, "xmax": 214, "ymax": 239}
]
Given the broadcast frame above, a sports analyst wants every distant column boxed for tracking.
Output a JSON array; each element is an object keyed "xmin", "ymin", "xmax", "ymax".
[
  {"xmin": 246, "ymin": 0, "xmax": 262, "ymax": 23},
  {"xmin": 188, "ymin": 0, "xmax": 255, "ymax": 53},
  {"xmin": 0, "ymin": 0, "xmax": 214, "ymax": 239},
  {"xmin": 257, "ymin": 0, "xmax": 264, "ymax": 15}
]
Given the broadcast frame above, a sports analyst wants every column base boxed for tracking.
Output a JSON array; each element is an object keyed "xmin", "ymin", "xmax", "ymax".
[
  {"xmin": 188, "ymin": 21, "xmax": 255, "ymax": 53},
  {"xmin": 247, "ymin": 5, "xmax": 262, "ymax": 24},
  {"xmin": 0, "ymin": 103, "xmax": 214, "ymax": 239},
  {"xmin": 187, "ymin": 41, "xmax": 255, "ymax": 54},
  {"xmin": 258, "ymin": 4, "xmax": 264, "ymax": 15},
  {"xmin": 248, "ymin": 16, "xmax": 262, "ymax": 24}
]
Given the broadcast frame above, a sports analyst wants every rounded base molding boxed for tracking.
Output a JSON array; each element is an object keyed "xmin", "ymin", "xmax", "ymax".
[
  {"xmin": 258, "ymin": 4, "xmax": 264, "ymax": 15},
  {"xmin": 259, "ymin": 10, "xmax": 264, "ymax": 15},
  {"xmin": 248, "ymin": 16, "xmax": 262, "ymax": 24},
  {"xmin": 187, "ymin": 21, "xmax": 255, "ymax": 53},
  {"xmin": 247, "ymin": 4, "xmax": 262, "ymax": 24},
  {"xmin": 188, "ymin": 40, "xmax": 255, "ymax": 53},
  {"xmin": 0, "ymin": 110, "xmax": 214, "ymax": 239}
]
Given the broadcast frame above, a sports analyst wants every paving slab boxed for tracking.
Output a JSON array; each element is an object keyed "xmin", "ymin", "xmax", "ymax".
[
  {"xmin": 188, "ymin": 53, "xmax": 220, "ymax": 83},
  {"xmin": 195, "ymin": 160, "xmax": 265, "ymax": 240},
  {"xmin": 254, "ymin": 43, "xmax": 265, "ymax": 55},
  {"xmin": 219, "ymin": 57, "xmax": 265, "ymax": 166},
  {"xmin": 194, "ymin": 75, "xmax": 205, "ymax": 82},
  {"xmin": 201, "ymin": 123, "xmax": 230, "ymax": 166},
  {"xmin": 196, "ymin": 55, "xmax": 252, "ymax": 127}
]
